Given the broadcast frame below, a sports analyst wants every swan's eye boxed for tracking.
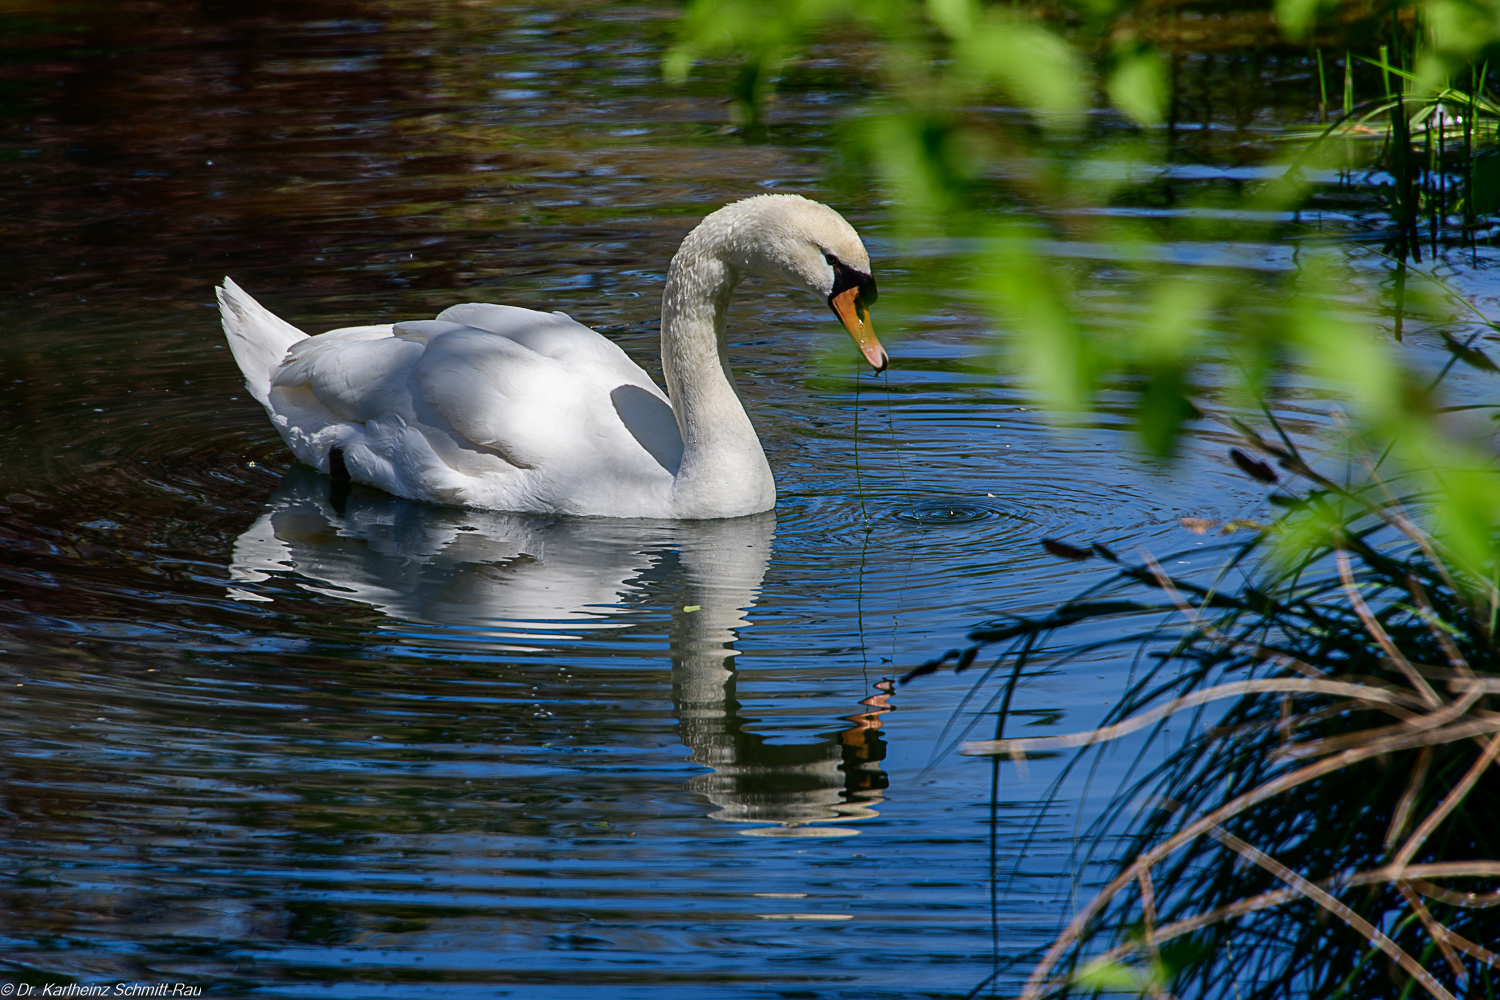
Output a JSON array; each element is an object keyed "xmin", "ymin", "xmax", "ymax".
[{"xmin": 825, "ymin": 253, "xmax": 877, "ymax": 307}]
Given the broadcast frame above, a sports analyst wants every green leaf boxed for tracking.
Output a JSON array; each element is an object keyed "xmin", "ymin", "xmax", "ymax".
[
  {"xmin": 1107, "ymin": 47, "xmax": 1167, "ymax": 126},
  {"xmin": 1137, "ymin": 365, "xmax": 1199, "ymax": 458},
  {"xmin": 955, "ymin": 15, "xmax": 1088, "ymax": 123},
  {"xmin": 981, "ymin": 230, "xmax": 1094, "ymax": 415},
  {"xmin": 926, "ymin": 0, "xmax": 977, "ymax": 37},
  {"xmin": 1073, "ymin": 956, "xmax": 1148, "ymax": 990},
  {"xmin": 1287, "ymin": 254, "xmax": 1403, "ymax": 429},
  {"xmin": 1430, "ymin": 465, "xmax": 1500, "ymax": 578},
  {"xmin": 1138, "ymin": 281, "xmax": 1215, "ymax": 364},
  {"xmin": 1275, "ymin": 0, "xmax": 1329, "ymax": 41}
]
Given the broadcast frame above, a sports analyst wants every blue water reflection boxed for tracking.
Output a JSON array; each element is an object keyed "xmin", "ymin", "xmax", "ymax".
[{"xmin": 230, "ymin": 469, "xmax": 889, "ymax": 836}]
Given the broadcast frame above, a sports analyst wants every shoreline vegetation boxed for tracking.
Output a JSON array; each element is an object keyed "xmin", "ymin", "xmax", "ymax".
[
  {"xmin": 906, "ymin": 412, "xmax": 1500, "ymax": 998},
  {"xmin": 671, "ymin": 0, "xmax": 1500, "ymax": 996}
]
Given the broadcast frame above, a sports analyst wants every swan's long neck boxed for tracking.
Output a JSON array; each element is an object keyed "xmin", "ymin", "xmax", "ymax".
[{"xmin": 660, "ymin": 231, "xmax": 776, "ymax": 518}]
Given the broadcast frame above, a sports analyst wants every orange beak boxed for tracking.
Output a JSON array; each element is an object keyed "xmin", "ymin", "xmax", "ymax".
[{"xmin": 831, "ymin": 286, "xmax": 887, "ymax": 372}]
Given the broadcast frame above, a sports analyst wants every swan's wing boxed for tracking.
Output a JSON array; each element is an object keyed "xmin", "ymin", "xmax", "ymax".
[
  {"xmin": 436, "ymin": 303, "xmax": 668, "ymax": 400},
  {"xmin": 270, "ymin": 327, "xmax": 425, "ymax": 424},
  {"xmin": 259, "ymin": 304, "xmax": 682, "ymax": 506},
  {"xmin": 412, "ymin": 328, "xmax": 606, "ymax": 471},
  {"xmin": 423, "ymin": 308, "xmax": 684, "ymax": 475}
]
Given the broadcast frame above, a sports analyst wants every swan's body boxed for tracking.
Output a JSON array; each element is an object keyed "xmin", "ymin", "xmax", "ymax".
[{"xmin": 219, "ymin": 194, "xmax": 882, "ymax": 518}]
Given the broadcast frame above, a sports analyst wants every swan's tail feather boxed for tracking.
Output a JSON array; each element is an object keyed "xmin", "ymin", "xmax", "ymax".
[{"xmin": 218, "ymin": 277, "xmax": 309, "ymax": 407}]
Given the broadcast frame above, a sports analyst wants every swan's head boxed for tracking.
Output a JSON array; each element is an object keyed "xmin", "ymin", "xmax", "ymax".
[{"xmin": 710, "ymin": 194, "xmax": 886, "ymax": 372}]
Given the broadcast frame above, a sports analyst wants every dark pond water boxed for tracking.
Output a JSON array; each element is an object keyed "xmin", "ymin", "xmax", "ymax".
[{"xmin": 3, "ymin": 2, "xmax": 1499, "ymax": 997}]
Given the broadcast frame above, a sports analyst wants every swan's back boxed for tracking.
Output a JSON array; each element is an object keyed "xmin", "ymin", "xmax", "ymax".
[
  {"xmin": 437, "ymin": 303, "xmax": 632, "ymax": 369},
  {"xmin": 220, "ymin": 283, "xmax": 684, "ymax": 515}
]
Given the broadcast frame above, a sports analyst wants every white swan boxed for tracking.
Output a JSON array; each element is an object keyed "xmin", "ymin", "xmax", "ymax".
[{"xmin": 218, "ymin": 194, "xmax": 884, "ymax": 518}]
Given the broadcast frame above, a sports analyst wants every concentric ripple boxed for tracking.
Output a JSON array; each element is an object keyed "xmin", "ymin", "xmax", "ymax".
[{"xmin": 893, "ymin": 499, "xmax": 1006, "ymax": 525}]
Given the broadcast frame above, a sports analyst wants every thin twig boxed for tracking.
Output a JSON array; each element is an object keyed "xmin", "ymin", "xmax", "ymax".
[
  {"xmin": 1407, "ymin": 573, "xmax": 1474, "ymax": 678},
  {"xmin": 1337, "ymin": 549, "xmax": 1443, "ymax": 707},
  {"xmin": 1087, "ymin": 860, "xmax": 1500, "ymax": 969},
  {"xmin": 1393, "ymin": 732, "xmax": 1500, "ymax": 870},
  {"xmin": 1091, "ymin": 888, "xmax": 1299, "ymax": 968},
  {"xmin": 962, "ymin": 679, "xmax": 1426, "ymax": 756},
  {"xmin": 1409, "ymin": 878, "xmax": 1500, "ymax": 908},
  {"xmin": 1138, "ymin": 548, "xmax": 1327, "ymax": 679},
  {"xmin": 1207, "ymin": 826, "xmax": 1455, "ymax": 1000},
  {"xmin": 1386, "ymin": 745, "xmax": 1435, "ymax": 850},
  {"xmin": 1273, "ymin": 687, "xmax": 1487, "ymax": 761},
  {"xmin": 1139, "ymin": 868, "xmax": 1161, "ymax": 973},
  {"xmin": 1396, "ymin": 880, "xmax": 1470, "ymax": 981}
]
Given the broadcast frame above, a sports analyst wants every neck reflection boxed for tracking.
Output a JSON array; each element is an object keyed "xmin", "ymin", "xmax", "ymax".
[{"xmin": 231, "ymin": 467, "xmax": 891, "ymax": 835}]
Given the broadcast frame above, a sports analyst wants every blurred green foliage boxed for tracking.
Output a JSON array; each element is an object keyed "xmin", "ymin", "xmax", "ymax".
[{"xmin": 668, "ymin": 0, "xmax": 1500, "ymax": 591}]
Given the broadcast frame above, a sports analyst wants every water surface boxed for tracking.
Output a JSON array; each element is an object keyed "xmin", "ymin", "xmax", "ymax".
[{"xmin": 3, "ymin": 3, "xmax": 1495, "ymax": 997}]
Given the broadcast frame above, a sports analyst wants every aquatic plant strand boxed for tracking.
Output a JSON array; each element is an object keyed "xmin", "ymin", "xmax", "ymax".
[
  {"xmin": 960, "ymin": 678, "xmax": 1425, "ymax": 757},
  {"xmin": 1017, "ymin": 717, "xmax": 1500, "ymax": 999},
  {"xmin": 1206, "ymin": 826, "xmax": 1455, "ymax": 1000}
]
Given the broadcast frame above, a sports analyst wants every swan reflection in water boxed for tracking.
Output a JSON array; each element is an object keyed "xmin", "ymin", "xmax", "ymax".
[{"xmin": 230, "ymin": 467, "xmax": 892, "ymax": 836}]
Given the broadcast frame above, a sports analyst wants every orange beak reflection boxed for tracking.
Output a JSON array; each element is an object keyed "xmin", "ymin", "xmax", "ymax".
[{"xmin": 831, "ymin": 286, "xmax": 887, "ymax": 372}]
